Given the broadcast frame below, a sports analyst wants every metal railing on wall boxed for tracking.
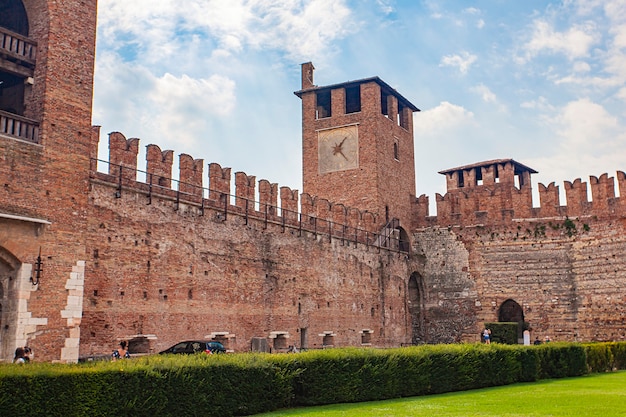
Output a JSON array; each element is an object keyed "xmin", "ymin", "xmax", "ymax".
[{"xmin": 92, "ymin": 159, "xmax": 408, "ymax": 253}]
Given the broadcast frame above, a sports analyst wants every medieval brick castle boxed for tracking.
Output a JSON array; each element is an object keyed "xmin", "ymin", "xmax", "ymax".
[{"xmin": 1, "ymin": 1, "xmax": 625, "ymax": 362}]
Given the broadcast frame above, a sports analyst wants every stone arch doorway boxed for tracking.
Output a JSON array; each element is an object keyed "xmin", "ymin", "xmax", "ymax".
[
  {"xmin": 498, "ymin": 299, "xmax": 525, "ymax": 342},
  {"xmin": 0, "ymin": 246, "xmax": 21, "ymax": 361},
  {"xmin": 408, "ymin": 272, "xmax": 425, "ymax": 344}
]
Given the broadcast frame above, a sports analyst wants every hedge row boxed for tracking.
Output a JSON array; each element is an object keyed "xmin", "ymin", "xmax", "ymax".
[{"xmin": 0, "ymin": 342, "xmax": 624, "ymax": 417}]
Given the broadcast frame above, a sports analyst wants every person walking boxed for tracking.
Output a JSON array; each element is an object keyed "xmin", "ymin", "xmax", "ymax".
[{"xmin": 483, "ymin": 328, "xmax": 492, "ymax": 344}]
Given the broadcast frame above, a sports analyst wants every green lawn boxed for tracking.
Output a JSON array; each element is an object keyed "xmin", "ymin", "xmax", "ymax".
[{"xmin": 256, "ymin": 371, "xmax": 626, "ymax": 417}]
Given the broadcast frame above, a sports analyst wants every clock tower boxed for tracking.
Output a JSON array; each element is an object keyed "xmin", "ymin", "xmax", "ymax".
[{"xmin": 295, "ymin": 62, "xmax": 419, "ymax": 234}]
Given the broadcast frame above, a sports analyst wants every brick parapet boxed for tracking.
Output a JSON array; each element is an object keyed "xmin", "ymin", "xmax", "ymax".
[
  {"xmin": 108, "ymin": 132, "xmax": 139, "ymax": 180},
  {"xmin": 414, "ymin": 171, "xmax": 626, "ymax": 227},
  {"xmin": 179, "ymin": 154, "xmax": 203, "ymax": 197},
  {"xmin": 146, "ymin": 144, "xmax": 173, "ymax": 189},
  {"xmin": 91, "ymin": 130, "xmax": 394, "ymax": 244}
]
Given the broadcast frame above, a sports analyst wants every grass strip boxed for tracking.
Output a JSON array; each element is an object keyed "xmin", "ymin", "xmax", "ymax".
[{"xmin": 256, "ymin": 370, "xmax": 626, "ymax": 417}]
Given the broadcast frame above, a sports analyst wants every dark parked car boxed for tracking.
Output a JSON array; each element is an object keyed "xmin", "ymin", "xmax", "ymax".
[{"xmin": 159, "ymin": 340, "xmax": 226, "ymax": 355}]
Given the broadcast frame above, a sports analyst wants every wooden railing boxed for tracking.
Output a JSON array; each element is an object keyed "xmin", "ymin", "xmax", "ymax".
[
  {"xmin": 0, "ymin": 110, "xmax": 39, "ymax": 143},
  {"xmin": 0, "ymin": 27, "xmax": 37, "ymax": 65}
]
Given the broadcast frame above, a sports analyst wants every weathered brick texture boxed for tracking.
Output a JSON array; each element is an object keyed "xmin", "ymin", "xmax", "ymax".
[{"xmin": 1, "ymin": 3, "xmax": 625, "ymax": 363}]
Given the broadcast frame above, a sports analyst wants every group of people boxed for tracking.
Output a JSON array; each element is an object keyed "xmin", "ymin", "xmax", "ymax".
[
  {"xmin": 534, "ymin": 336, "xmax": 552, "ymax": 345},
  {"xmin": 13, "ymin": 346, "xmax": 33, "ymax": 363},
  {"xmin": 14, "ymin": 341, "xmax": 129, "ymax": 363}
]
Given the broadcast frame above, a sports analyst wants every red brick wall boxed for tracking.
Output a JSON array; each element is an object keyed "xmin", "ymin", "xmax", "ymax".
[
  {"xmin": 82, "ymin": 175, "xmax": 413, "ymax": 355},
  {"xmin": 0, "ymin": 0, "xmax": 97, "ymax": 361}
]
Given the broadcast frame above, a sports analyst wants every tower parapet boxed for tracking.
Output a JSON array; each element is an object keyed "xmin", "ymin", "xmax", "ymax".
[{"xmin": 414, "ymin": 158, "xmax": 626, "ymax": 227}]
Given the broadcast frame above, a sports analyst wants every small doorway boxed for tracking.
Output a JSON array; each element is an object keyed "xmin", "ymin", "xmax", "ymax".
[
  {"xmin": 498, "ymin": 299, "xmax": 525, "ymax": 342},
  {"xmin": 408, "ymin": 272, "xmax": 425, "ymax": 344},
  {"xmin": 300, "ymin": 328, "xmax": 308, "ymax": 350}
]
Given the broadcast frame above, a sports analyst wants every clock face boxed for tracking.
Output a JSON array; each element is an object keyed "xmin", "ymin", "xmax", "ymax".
[{"xmin": 318, "ymin": 125, "xmax": 359, "ymax": 174}]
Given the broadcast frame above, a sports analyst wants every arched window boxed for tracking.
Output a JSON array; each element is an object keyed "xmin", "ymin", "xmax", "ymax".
[
  {"xmin": 398, "ymin": 226, "xmax": 410, "ymax": 253},
  {"xmin": 0, "ymin": 0, "xmax": 29, "ymax": 36}
]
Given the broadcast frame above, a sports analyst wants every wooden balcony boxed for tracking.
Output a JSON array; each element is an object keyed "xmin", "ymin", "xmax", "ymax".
[
  {"xmin": 0, "ymin": 27, "xmax": 36, "ymax": 77},
  {"xmin": 0, "ymin": 110, "xmax": 39, "ymax": 143}
]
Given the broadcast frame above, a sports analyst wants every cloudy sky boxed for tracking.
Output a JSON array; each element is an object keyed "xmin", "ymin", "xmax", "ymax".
[{"xmin": 92, "ymin": 0, "xmax": 626, "ymax": 214}]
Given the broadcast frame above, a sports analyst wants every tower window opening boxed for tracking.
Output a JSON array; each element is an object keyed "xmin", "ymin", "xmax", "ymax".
[
  {"xmin": 476, "ymin": 168, "xmax": 483, "ymax": 186},
  {"xmin": 393, "ymin": 141, "xmax": 399, "ymax": 161},
  {"xmin": 398, "ymin": 103, "xmax": 408, "ymax": 128},
  {"xmin": 345, "ymin": 85, "xmax": 361, "ymax": 114},
  {"xmin": 457, "ymin": 172, "xmax": 464, "ymax": 188},
  {"xmin": 316, "ymin": 90, "xmax": 331, "ymax": 119},
  {"xmin": 381, "ymin": 91, "xmax": 389, "ymax": 117}
]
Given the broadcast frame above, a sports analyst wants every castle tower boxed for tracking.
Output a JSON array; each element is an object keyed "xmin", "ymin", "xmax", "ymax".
[
  {"xmin": 0, "ymin": 0, "xmax": 97, "ymax": 362},
  {"xmin": 295, "ymin": 63, "xmax": 419, "ymax": 235}
]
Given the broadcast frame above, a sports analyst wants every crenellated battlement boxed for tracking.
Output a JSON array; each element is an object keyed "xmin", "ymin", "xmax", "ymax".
[
  {"xmin": 90, "ymin": 130, "xmax": 397, "ymax": 250},
  {"xmin": 414, "ymin": 158, "xmax": 626, "ymax": 228}
]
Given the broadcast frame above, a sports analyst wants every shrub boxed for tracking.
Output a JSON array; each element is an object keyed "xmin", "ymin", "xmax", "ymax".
[
  {"xmin": 1, "ymin": 342, "xmax": 625, "ymax": 416},
  {"xmin": 485, "ymin": 322, "xmax": 518, "ymax": 344}
]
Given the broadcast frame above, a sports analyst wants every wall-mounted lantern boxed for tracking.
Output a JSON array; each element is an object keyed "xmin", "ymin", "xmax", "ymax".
[{"xmin": 30, "ymin": 247, "xmax": 43, "ymax": 286}]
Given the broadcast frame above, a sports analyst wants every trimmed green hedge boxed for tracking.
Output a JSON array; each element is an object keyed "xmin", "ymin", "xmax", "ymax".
[
  {"xmin": 1, "ymin": 342, "xmax": 624, "ymax": 416},
  {"xmin": 484, "ymin": 322, "xmax": 518, "ymax": 344},
  {"xmin": 585, "ymin": 342, "xmax": 626, "ymax": 373}
]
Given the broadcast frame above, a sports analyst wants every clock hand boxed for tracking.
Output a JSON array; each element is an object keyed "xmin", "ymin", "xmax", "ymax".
[{"xmin": 332, "ymin": 136, "xmax": 349, "ymax": 158}]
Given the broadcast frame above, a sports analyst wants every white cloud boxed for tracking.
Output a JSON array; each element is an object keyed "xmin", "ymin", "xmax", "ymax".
[
  {"xmin": 413, "ymin": 102, "xmax": 475, "ymax": 134},
  {"xmin": 97, "ymin": 0, "xmax": 354, "ymax": 64},
  {"xmin": 470, "ymin": 84, "xmax": 497, "ymax": 103},
  {"xmin": 376, "ymin": 0, "xmax": 394, "ymax": 14},
  {"xmin": 525, "ymin": 97, "xmax": 625, "ymax": 199},
  {"xmin": 551, "ymin": 98, "xmax": 619, "ymax": 150},
  {"xmin": 439, "ymin": 51, "xmax": 477, "ymax": 74},
  {"xmin": 523, "ymin": 20, "xmax": 599, "ymax": 61},
  {"xmin": 520, "ymin": 96, "xmax": 555, "ymax": 112},
  {"xmin": 617, "ymin": 87, "xmax": 626, "ymax": 102},
  {"xmin": 572, "ymin": 61, "xmax": 591, "ymax": 73},
  {"xmin": 93, "ymin": 52, "xmax": 236, "ymax": 151},
  {"xmin": 476, "ymin": 19, "xmax": 485, "ymax": 29}
]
